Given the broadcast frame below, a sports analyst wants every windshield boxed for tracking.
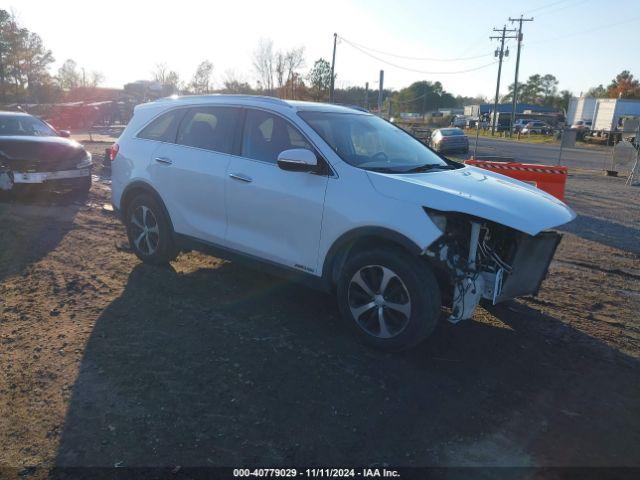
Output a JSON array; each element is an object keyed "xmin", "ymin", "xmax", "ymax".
[
  {"xmin": 298, "ymin": 111, "xmax": 451, "ymax": 173},
  {"xmin": 0, "ymin": 115, "xmax": 58, "ymax": 137}
]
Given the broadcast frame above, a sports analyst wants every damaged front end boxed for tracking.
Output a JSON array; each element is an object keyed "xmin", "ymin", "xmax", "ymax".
[
  {"xmin": 424, "ymin": 209, "xmax": 561, "ymax": 323},
  {"xmin": 0, "ymin": 152, "xmax": 92, "ymax": 192}
]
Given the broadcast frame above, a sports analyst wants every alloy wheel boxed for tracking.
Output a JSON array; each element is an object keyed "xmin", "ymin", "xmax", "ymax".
[
  {"xmin": 130, "ymin": 205, "xmax": 160, "ymax": 256},
  {"xmin": 347, "ymin": 265, "xmax": 412, "ymax": 339}
]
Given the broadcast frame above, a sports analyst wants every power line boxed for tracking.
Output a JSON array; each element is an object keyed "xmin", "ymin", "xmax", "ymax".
[
  {"xmin": 455, "ymin": 32, "xmax": 496, "ymax": 58},
  {"xmin": 532, "ymin": 0, "xmax": 590, "ymax": 17},
  {"xmin": 524, "ymin": 0, "xmax": 571, "ymax": 15},
  {"xmin": 340, "ymin": 37, "xmax": 500, "ymax": 75},
  {"xmin": 528, "ymin": 15, "xmax": 640, "ymax": 44},
  {"xmin": 338, "ymin": 35, "xmax": 492, "ymax": 62}
]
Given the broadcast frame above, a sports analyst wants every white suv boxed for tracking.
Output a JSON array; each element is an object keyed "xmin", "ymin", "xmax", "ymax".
[{"xmin": 110, "ymin": 95, "xmax": 575, "ymax": 350}]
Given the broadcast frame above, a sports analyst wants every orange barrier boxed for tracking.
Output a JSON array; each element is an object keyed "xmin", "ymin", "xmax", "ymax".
[{"xmin": 465, "ymin": 159, "xmax": 568, "ymax": 201}]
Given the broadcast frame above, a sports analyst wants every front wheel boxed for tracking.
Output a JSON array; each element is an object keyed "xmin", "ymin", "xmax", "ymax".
[
  {"xmin": 125, "ymin": 193, "xmax": 178, "ymax": 264},
  {"xmin": 337, "ymin": 248, "xmax": 441, "ymax": 350}
]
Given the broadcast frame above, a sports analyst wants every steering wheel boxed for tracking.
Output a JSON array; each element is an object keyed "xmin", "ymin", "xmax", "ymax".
[{"xmin": 371, "ymin": 151, "xmax": 388, "ymax": 163}]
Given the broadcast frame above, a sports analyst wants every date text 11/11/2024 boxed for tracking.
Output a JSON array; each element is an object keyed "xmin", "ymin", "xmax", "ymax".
[{"xmin": 233, "ymin": 468, "xmax": 401, "ymax": 478}]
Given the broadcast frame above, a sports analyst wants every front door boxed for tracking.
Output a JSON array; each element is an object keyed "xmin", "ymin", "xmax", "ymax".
[{"xmin": 225, "ymin": 109, "xmax": 328, "ymax": 274}]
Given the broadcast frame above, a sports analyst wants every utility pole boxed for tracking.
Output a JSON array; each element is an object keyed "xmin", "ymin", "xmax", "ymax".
[
  {"xmin": 508, "ymin": 15, "xmax": 533, "ymax": 137},
  {"xmin": 364, "ymin": 82, "xmax": 369, "ymax": 110},
  {"xmin": 377, "ymin": 70, "xmax": 384, "ymax": 115},
  {"xmin": 329, "ymin": 33, "xmax": 337, "ymax": 103},
  {"xmin": 422, "ymin": 82, "xmax": 428, "ymax": 121},
  {"xmin": 489, "ymin": 25, "xmax": 516, "ymax": 135}
]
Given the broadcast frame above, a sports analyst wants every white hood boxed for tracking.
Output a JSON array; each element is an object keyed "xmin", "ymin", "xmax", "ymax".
[{"xmin": 367, "ymin": 165, "xmax": 576, "ymax": 236}]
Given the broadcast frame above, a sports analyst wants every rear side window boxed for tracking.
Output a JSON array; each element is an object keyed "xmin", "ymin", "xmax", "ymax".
[
  {"xmin": 241, "ymin": 109, "xmax": 313, "ymax": 164},
  {"xmin": 176, "ymin": 107, "xmax": 241, "ymax": 154},
  {"xmin": 137, "ymin": 109, "xmax": 184, "ymax": 142}
]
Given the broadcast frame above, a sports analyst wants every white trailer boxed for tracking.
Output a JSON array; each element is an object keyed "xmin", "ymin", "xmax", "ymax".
[
  {"xmin": 566, "ymin": 96, "xmax": 597, "ymax": 125},
  {"xmin": 592, "ymin": 98, "xmax": 640, "ymax": 131},
  {"xmin": 567, "ymin": 97, "xmax": 640, "ymax": 131}
]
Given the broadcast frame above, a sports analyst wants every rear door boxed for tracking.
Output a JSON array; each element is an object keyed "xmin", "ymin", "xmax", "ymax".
[
  {"xmin": 224, "ymin": 108, "xmax": 329, "ymax": 273},
  {"xmin": 152, "ymin": 105, "xmax": 242, "ymax": 245}
]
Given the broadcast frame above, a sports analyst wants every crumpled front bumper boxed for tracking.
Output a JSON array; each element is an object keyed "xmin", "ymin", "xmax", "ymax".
[
  {"xmin": 12, "ymin": 167, "xmax": 91, "ymax": 184},
  {"xmin": 0, "ymin": 152, "xmax": 92, "ymax": 190}
]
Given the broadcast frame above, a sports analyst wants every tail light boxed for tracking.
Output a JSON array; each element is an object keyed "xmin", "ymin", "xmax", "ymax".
[{"xmin": 109, "ymin": 143, "xmax": 119, "ymax": 161}]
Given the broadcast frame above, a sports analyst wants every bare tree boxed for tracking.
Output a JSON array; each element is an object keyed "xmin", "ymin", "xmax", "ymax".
[
  {"xmin": 153, "ymin": 63, "xmax": 181, "ymax": 93},
  {"xmin": 222, "ymin": 69, "xmax": 254, "ymax": 94},
  {"xmin": 165, "ymin": 70, "xmax": 181, "ymax": 93},
  {"xmin": 275, "ymin": 51, "xmax": 286, "ymax": 92},
  {"xmin": 284, "ymin": 47, "xmax": 305, "ymax": 98},
  {"xmin": 152, "ymin": 63, "xmax": 169, "ymax": 85},
  {"xmin": 77, "ymin": 68, "xmax": 104, "ymax": 88},
  {"xmin": 89, "ymin": 71, "xmax": 104, "ymax": 88},
  {"xmin": 190, "ymin": 60, "xmax": 213, "ymax": 94},
  {"xmin": 253, "ymin": 38, "xmax": 274, "ymax": 93}
]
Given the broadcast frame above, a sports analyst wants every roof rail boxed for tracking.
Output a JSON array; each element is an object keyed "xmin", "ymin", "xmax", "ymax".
[{"xmin": 158, "ymin": 94, "xmax": 293, "ymax": 108}]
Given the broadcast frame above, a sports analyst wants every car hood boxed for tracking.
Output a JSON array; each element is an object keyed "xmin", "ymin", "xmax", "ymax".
[
  {"xmin": 0, "ymin": 136, "xmax": 87, "ymax": 171},
  {"xmin": 367, "ymin": 165, "xmax": 576, "ymax": 235}
]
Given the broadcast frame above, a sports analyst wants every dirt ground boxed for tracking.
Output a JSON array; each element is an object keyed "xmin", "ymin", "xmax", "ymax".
[{"xmin": 0, "ymin": 143, "xmax": 639, "ymax": 474}]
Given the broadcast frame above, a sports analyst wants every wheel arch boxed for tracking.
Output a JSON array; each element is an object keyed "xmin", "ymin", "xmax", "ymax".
[
  {"xmin": 120, "ymin": 180, "xmax": 175, "ymax": 234},
  {"xmin": 321, "ymin": 227, "xmax": 423, "ymax": 291}
]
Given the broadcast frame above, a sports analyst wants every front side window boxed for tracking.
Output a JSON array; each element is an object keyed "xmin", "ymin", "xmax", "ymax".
[
  {"xmin": 0, "ymin": 115, "xmax": 57, "ymax": 137},
  {"xmin": 177, "ymin": 107, "xmax": 241, "ymax": 154},
  {"xmin": 299, "ymin": 111, "xmax": 455, "ymax": 173},
  {"xmin": 138, "ymin": 109, "xmax": 184, "ymax": 142},
  {"xmin": 242, "ymin": 109, "xmax": 313, "ymax": 164}
]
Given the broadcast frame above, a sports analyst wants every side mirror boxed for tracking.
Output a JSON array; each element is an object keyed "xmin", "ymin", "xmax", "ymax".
[
  {"xmin": 277, "ymin": 148, "xmax": 318, "ymax": 172},
  {"xmin": 58, "ymin": 130, "xmax": 71, "ymax": 138}
]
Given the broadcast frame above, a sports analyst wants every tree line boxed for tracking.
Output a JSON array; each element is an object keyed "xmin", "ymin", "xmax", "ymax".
[
  {"xmin": 1, "ymin": 9, "xmax": 638, "ymax": 112},
  {"xmin": 0, "ymin": 10, "xmax": 105, "ymax": 103}
]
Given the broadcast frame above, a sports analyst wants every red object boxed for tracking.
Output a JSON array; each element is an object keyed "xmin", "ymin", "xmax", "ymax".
[
  {"xmin": 465, "ymin": 159, "xmax": 568, "ymax": 201},
  {"xmin": 109, "ymin": 143, "xmax": 119, "ymax": 161}
]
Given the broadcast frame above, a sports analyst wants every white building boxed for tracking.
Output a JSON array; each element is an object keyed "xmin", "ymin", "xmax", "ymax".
[{"xmin": 567, "ymin": 96, "xmax": 640, "ymax": 130}]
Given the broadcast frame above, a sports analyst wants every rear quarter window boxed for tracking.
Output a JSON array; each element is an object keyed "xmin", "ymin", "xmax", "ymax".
[
  {"xmin": 137, "ymin": 109, "xmax": 185, "ymax": 142},
  {"xmin": 176, "ymin": 106, "xmax": 242, "ymax": 154}
]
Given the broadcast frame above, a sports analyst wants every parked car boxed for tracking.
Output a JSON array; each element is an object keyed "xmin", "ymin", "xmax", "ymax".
[
  {"xmin": 521, "ymin": 121, "xmax": 552, "ymax": 135},
  {"xmin": 0, "ymin": 111, "xmax": 92, "ymax": 195},
  {"xmin": 465, "ymin": 118, "xmax": 487, "ymax": 129},
  {"xmin": 431, "ymin": 127, "xmax": 469, "ymax": 153},
  {"xmin": 450, "ymin": 115, "xmax": 467, "ymax": 128},
  {"xmin": 110, "ymin": 95, "xmax": 575, "ymax": 350},
  {"xmin": 570, "ymin": 119, "xmax": 592, "ymax": 131},
  {"xmin": 570, "ymin": 119, "xmax": 592, "ymax": 140},
  {"xmin": 513, "ymin": 119, "xmax": 533, "ymax": 132}
]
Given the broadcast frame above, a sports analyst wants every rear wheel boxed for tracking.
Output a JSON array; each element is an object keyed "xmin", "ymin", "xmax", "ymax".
[
  {"xmin": 337, "ymin": 248, "xmax": 441, "ymax": 350},
  {"xmin": 125, "ymin": 193, "xmax": 178, "ymax": 264}
]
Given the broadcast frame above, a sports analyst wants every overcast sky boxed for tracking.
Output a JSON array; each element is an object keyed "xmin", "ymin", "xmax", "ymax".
[{"xmin": 9, "ymin": 0, "xmax": 640, "ymax": 99}]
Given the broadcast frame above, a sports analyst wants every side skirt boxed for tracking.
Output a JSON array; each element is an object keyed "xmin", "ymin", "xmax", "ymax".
[{"xmin": 174, "ymin": 233, "xmax": 332, "ymax": 293}]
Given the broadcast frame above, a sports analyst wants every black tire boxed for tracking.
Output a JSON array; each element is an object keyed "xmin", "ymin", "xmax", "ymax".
[
  {"xmin": 125, "ymin": 192, "xmax": 178, "ymax": 264},
  {"xmin": 337, "ymin": 248, "xmax": 441, "ymax": 351}
]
